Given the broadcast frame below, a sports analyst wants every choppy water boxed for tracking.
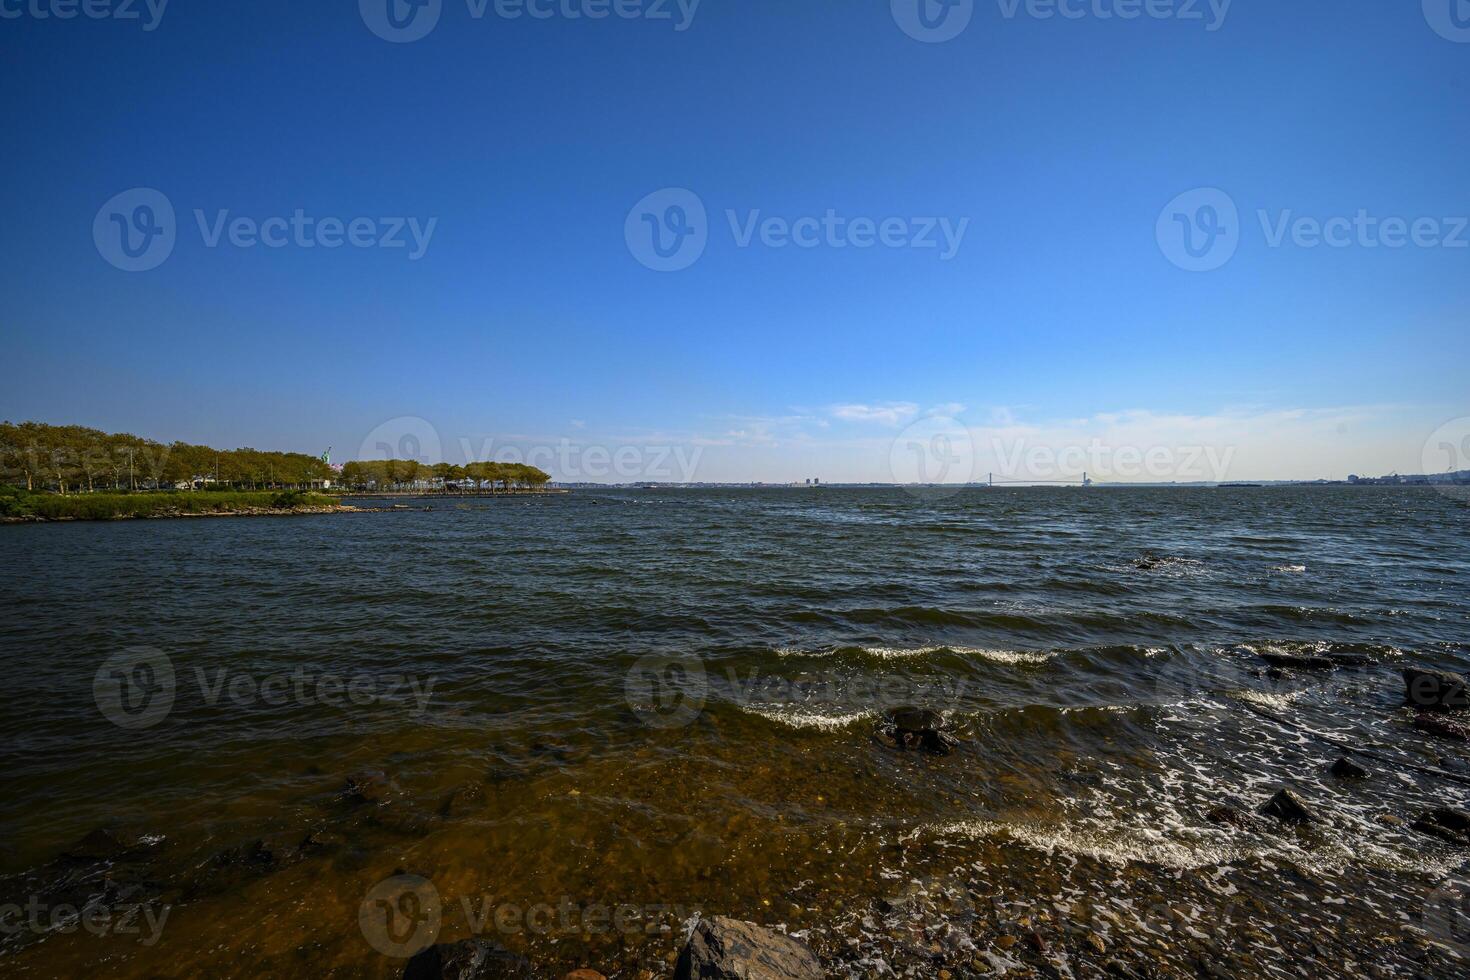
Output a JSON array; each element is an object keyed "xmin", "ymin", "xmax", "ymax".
[{"xmin": 2, "ymin": 487, "xmax": 1469, "ymax": 978}]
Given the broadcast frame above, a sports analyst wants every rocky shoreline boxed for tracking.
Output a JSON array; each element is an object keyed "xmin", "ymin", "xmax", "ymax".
[{"xmin": 8, "ymin": 658, "xmax": 1470, "ymax": 977}]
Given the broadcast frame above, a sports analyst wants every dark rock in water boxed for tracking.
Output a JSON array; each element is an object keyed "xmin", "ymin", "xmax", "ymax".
[
  {"xmin": 674, "ymin": 916, "xmax": 823, "ymax": 980},
  {"xmin": 1260, "ymin": 789, "xmax": 1316, "ymax": 825},
  {"xmin": 404, "ymin": 939, "xmax": 532, "ymax": 979},
  {"xmin": 212, "ymin": 838, "xmax": 275, "ymax": 868},
  {"xmin": 882, "ymin": 706, "xmax": 957, "ymax": 755},
  {"xmin": 344, "ymin": 770, "xmax": 401, "ymax": 806},
  {"xmin": 1412, "ymin": 713, "xmax": 1470, "ymax": 741},
  {"xmin": 437, "ymin": 782, "xmax": 487, "ymax": 818},
  {"xmin": 1411, "ymin": 808, "xmax": 1470, "ymax": 847},
  {"xmin": 1403, "ymin": 667, "xmax": 1470, "ymax": 712},
  {"xmin": 1206, "ymin": 803, "xmax": 1255, "ymax": 830},
  {"xmin": 1329, "ymin": 757, "xmax": 1368, "ymax": 779}
]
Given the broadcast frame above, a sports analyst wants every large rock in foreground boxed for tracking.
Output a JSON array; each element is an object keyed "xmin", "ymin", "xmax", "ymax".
[
  {"xmin": 674, "ymin": 917, "xmax": 823, "ymax": 980},
  {"xmin": 1403, "ymin": 668, "xmax": 1470, "ymax": 712},
  {"xmin": 404, "ymin": 939, "xmax": 531, "ymax": 980}
]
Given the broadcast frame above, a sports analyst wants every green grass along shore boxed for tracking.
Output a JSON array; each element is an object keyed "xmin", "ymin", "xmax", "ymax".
[{"xmin": 0, "ymin": 487, "xmax": 349, "ymax": 523}]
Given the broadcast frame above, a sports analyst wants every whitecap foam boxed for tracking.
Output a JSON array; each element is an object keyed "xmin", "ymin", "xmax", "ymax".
[
  {"xmin": 739, "ymin": 705, "xmax": 875, "ymax": 731},
  {"xmin": 1229, "ymin": 689, "xmax": 1305, "ymax": 711},
  {"xmin": 862, "ymin": 645, "xmax": 1054, "ymax": 665},
  {"xmin": 932, "ymin": 818, "xmax": 1245, "ymax": 869},
  {"xmin": 773, "ymin": 645, "xmax": 1053, "ymax": 665}
]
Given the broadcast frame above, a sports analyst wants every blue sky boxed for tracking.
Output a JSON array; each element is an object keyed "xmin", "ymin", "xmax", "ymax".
[{"xmin": 2, "ymin": 0, "xmax": 1467, "ymax": 482}]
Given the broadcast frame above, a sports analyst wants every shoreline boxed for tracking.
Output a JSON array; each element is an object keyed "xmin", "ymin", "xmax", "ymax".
[{"xmin": 0, "ymin": 504, "xmax": 370, "ymax": 524}]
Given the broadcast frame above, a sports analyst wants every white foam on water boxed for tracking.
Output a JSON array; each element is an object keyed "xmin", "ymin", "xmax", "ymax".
[
  {"xmin": 739, "ymin": 705, "xmax": 876, "ymax": 731},
  {"xmin": 861, "ymin": 645, "xmax": 1054, "ymax": 665},
  {"xmin": 774, "ymin": 645, "xmax": 1054, "ymax": 665},
  {"xmin": 932, "ymin": 818, "xmax": 1246, "ymax": 870},
  {"xmin": 1229, "ymin": 688, "xmax": 1305, "ymax": 711},
  {"xmin": 1272, "ymin": 564, "xmax": 1307, "ymax": 573}
]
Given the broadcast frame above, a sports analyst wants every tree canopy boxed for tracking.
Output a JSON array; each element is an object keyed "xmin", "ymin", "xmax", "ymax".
[{"xmin": 0, "ymin": 422, "xmax": 548, "ymax": 495}]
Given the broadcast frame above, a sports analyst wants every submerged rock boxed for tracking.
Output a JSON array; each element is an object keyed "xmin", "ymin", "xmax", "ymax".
[
  {"xmin": 1329, "ymin": 757, "xmax": 1368, "ymax": 779},
  {"xmin": 1260, "ymin": 789, "xmax": 1316, "ymax": 825},
  {"xmin": 344, "ymin": 770, "xmax": 401, "ymax": 806},
  {"xmin": 1411, "ymin": 808, "xmax": 1470, "ymax": 847},
  {"xmin": 1413, "ymin": 713, "xmax": 1470, "ymax": 741},
  {"xmin": 1403, "ymin": 668, "xmax": 1470, "ymax": 712},
  {"xmin": 404, "ymin": 939, "xmax": 532, "ymax": 979},
  {"xmin": 1206, "ymin": 803, "xmax": 1256, "ymax": 830},
  {"xmin": 674, "ymin": 916, "xmax": 823, "ymax": 980},
  {"xmin": 881, "ymin": 706, "xmax": 958, "ymax": 755}
]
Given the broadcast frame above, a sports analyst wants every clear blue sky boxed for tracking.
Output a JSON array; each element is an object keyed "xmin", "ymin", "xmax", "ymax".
[{"xmin": 2, "ymin": 1, "xmax": 1467, "ymax": 482}]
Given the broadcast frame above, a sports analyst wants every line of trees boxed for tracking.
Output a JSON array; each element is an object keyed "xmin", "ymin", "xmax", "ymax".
[
  {"xmin": 0, "ymin": 421, "xmax": 553, "ymax": 495},
  {"xmin": 0, "ymin": 422, "xmax": 335, "ymax": 494},
  {"xmin": 340, "ymin": 460, "xmax": 550, "ymax": 492}
]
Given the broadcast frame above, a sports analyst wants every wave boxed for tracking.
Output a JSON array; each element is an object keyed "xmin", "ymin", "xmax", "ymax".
[
  {"xmin": 775, "ymin": 644, "xmax": 1054, "ymax": 666},
  {"xmin": 736, "ymin": 705, "xmax": 876, "ymax": 731},
  {"xmin": 931, "ymin": 818, "xmax": 1245, "ymax": 869}
]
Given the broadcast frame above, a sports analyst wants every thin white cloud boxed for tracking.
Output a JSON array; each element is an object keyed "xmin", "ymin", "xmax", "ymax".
[{"xmin": 830, "ymin": 402, "xmax": 919, "ymax": 426}]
